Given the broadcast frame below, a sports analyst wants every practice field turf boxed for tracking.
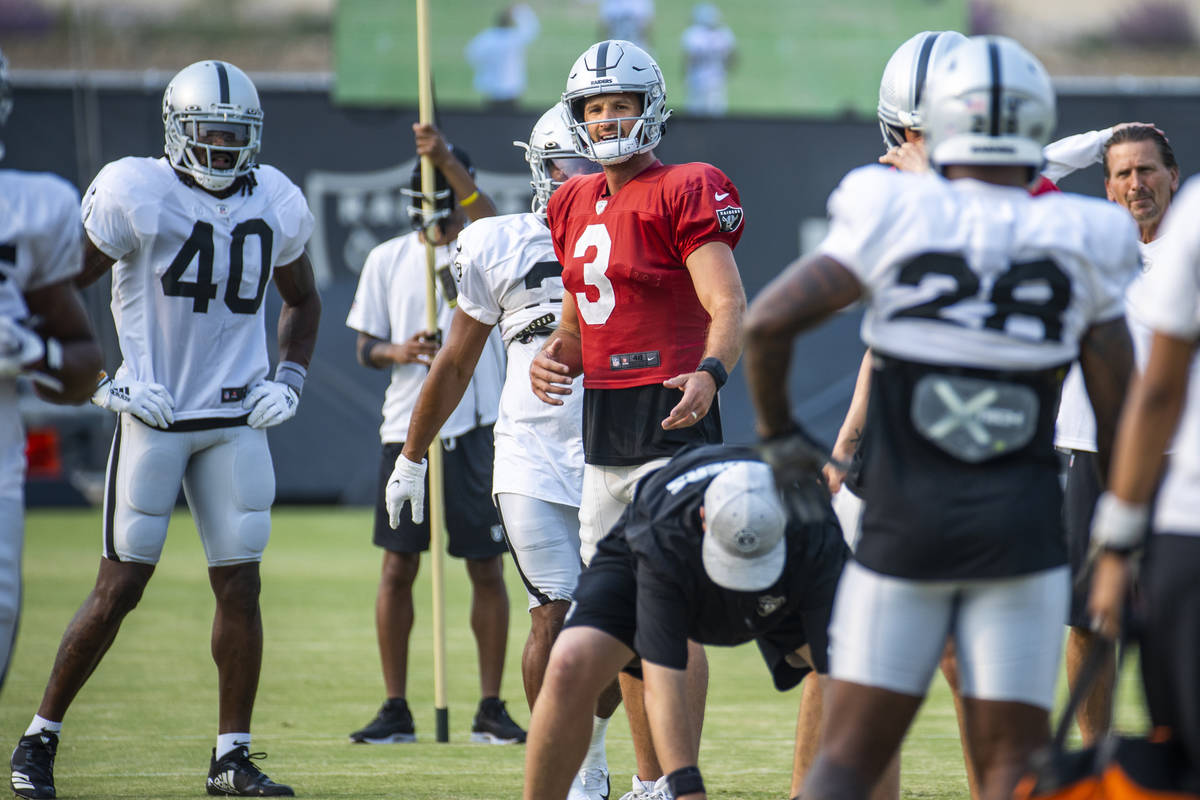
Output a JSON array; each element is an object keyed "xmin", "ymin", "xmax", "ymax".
[
  {"xmin": 3, "ymin": 508, "xmax": 1147, "ymax": 799},
  {"xmin": 334, "ymin": 0, "xmax": 966, "ymax": 116}
]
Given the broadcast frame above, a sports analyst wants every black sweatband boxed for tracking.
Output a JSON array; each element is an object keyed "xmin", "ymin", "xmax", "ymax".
[
  {"xmin": 697, "ymin": 357, "xmax": 727, "ymax": 390},
  {"xmin": 359, "ymin": 338, "xmax": 383, "ymax": 368},
  {"xmin": 666, "ymin": 766, "xmax": 705, "ymax": 797}
]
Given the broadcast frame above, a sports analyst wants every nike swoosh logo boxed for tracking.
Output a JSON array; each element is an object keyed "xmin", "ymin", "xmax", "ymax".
[
  {"xmin": 715, "ymin": 191, "xmax": 730, "ymax": 201},
  {"xmin": 631, "ymin": 65, "xmax": 648, "ymax": 71}
]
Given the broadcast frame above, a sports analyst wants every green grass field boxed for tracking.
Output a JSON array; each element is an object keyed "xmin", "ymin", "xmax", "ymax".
[
  {"xmin": 333, "ymin": 0, "xmax": 967, "ymax": 116},
  {"xmin": 2, "ymin": 507, "xmax": 1147, "ymax": 799}
]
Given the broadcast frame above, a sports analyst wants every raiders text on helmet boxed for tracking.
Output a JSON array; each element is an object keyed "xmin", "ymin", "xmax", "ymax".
[
  {"xmin": 877, "ymin": 30, "xmax": 967, "ymax": 150},
  {"xmin": 514, "ymin": 103, "xmax": 602, "ymax": 215},
  {"xmin": 562, "ymin": 40, "xmax": 671, "ymax": 165},
  {"xmin": 921, "ymin": 35, "xmax": 1056, "ymax": 172},
  {"xmin": 163, "ymin": 60, "xmax": 263, "ymax": 192}
]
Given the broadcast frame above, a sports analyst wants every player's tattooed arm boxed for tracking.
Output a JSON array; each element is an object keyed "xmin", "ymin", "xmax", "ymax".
[
  {"xmin": 273, "ymin": 251, "xmax": 322, "ymax": 368},
  {"xmin": 745, "ymin": 254, "xmax": 862, "ymax": 437},
  {"xmin": 75, "ymin": 238, "xmax": 117, "ymax": 288},
  {"xmin": 1079, "ymin": 316, "xmax": 1135, "ymax": 482}
]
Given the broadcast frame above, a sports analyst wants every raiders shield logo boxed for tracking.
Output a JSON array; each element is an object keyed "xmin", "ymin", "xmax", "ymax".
[
  {"xmin": 716, "ymin": 204, "xmax": 744, "ymax": 233},
  {"xmin": 756, "ymin": 594, "xmax": 785, "ymax": 617},
  {"xmin": 304, "ymin": 161, "xmax": 532, "ymax": 286}
]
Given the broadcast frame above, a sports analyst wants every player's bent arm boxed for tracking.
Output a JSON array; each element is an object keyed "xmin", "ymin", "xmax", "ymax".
[
  {"xmin": 641, "ymin": 660, "xmax": 705, "ymax": 800},
  {"xmin": 75, "ymin": 237, "xmax": 117, "ymax": 288},
  {"xmin": 400, "ymin": 309, "xmax": 494, "ymax": 463},
  {"xmin": 273, "ymin": 252, "xmax": 322, "ymax": 367},
  {"xmin": 531, "ymin": 293, "xmax": 583, "ymax": 405},
  {"xmin": 685, "ymin": 241, "xmax": 746, "ymax": 374},
  {"xmin": 412, "ymin": 122, "xmax": 498, "ymax": 222},
  {"xmin": 1106, "ymin": 331, "xmax": 1194, "ymax": 506},
  {"xmin": 826, "ymin": 349, "xmax": 872, "ymax": 491},
  {"xmin": 23, "ymin": 279, "xmax": 103, "ymax": 404},
  {"xmin": 745, "ymin": 254, "xmax": 863, "ymax": 437},
  {"xmin": 1078, "ymin": 316, "xmax": 1136, "ymax": 482}
]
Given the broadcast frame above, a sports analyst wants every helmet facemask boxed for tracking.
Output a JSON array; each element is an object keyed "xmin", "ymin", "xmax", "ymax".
[{"xmin": 0, "ymin": 49, "xmax": 12, "ymax": 161}]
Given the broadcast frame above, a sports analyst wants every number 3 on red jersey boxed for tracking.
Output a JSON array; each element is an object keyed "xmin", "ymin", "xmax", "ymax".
[{"xmin": 573, "ymin": 223, "xmax": 615, "ymax": 325}]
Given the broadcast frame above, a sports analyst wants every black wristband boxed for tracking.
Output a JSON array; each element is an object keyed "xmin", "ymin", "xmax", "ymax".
[
  {"xmin": 358, "ymin": 338, "xmax": 383, "ymax": 369},
  {"xmin": 666, "ymin": 766, "xmax": 705, "ymax": 797},
  {"xmin": 696, "ymin": 357, "xmax": 727, "ymax": 390}
]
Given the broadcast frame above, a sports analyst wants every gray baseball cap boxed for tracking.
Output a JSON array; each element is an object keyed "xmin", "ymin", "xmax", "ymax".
[{"xmin": 701, "ymin": 461, "xmax": 787, "ymax": 592}]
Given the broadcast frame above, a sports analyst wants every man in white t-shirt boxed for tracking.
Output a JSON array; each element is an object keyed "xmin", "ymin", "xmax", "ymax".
[
  {"xmin": 1048, "ymin": 123, "xmax": 1178, "ymax": 745},
  {"xmin": 0, "ymin": 45, "xmax": 103, "ymax": 703},
  {"xmin": 10, "ymin": 60, "xmax": 320, "ymax": 799},
  {"xmin": 680, "ymin": 4, "xmax": 736, "ymax": 115},
  {"xmin": 464, "ymin": 4, "xmax": 540, "ymax": 111},
  {"xmin": 346, "ymin": 137, "xmax": 525, "ymax": 747},
  {"xmin": 1089, "ymin": 172, "xmax": 1200, "ymax": 778}
]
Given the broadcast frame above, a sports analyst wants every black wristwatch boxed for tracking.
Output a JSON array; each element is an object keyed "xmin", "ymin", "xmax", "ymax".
[{"xmin": 696, "ymin": 357, "xmax": 727, "ymax": 390}]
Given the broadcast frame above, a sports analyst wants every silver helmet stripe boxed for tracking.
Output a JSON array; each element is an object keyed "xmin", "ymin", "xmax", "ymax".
[{"xmin": 595, "ymin": 40, "xmax": 610, "ymax": 77}]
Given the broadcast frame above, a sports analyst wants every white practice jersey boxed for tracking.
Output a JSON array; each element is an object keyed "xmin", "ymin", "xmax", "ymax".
[
  {"xmin": 346, "ymin": 230, "xmax": 503, "ymax": 443},
  {"xmin": 454, "ymin": 213, "xmax": 584, "ymax": 506},
  {"xmin": 820, "ymin": 167, "xmax": 1138, "ymax": 370},
  {"xmin": 1056, "ymin": 236, "xmax": 1165, "ymax": 451},
  {"xmin": 1136, "ymin": 176, "xmax": 1200, "ymax": 535},
  {"xmin": 0, "ymin": 170, "xmax": 83, "ymax": 498},
  {"xmin": 82, "ymin": 157, "xmax": 313, "ymax": 421}
]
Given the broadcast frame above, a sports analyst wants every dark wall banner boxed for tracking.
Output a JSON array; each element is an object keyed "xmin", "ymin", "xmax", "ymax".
[{"xmin": 10, "ymin": 76, "xmax": 1200, "ymax": 502}]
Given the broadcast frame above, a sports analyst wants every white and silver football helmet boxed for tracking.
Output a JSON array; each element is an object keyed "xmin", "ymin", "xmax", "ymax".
[
  {"xmin": 878, "ymin": 30, "xmax": 967, "ymax": 150},
  {"xmin": 922, "ymin": 35, "xmax": 1055, "ymax": 172},
  {"xmin": 562, "ymin": 40, "xmax": 671, "ymax": 165},
  {"xmin": 0, "ymin": 47, "xmax": 12, "ymax": 161},
  {"xmin": 514, "ymin": 104, "xmax": 602, "ymax": 215},
  {"xmin": 162, "ymin": 60, "xmax": 263, "ymax": 191}
]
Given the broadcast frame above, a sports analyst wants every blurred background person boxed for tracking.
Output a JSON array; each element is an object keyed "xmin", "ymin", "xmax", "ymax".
[
  {"xmin": 599, "ymin": 0, "xmax": 654, "ymax": 51},
  {"xmin": 680, "ymin": 3, "xmax": 736, "ymax": 116},
  {"xmin": 464, "ymin": 4, "xmax": 540, "ymax": 112}
]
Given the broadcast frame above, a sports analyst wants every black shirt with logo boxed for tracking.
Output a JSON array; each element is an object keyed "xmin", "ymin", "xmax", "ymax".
[{"xmin": 591, "ymin": 443, "xmax": 846, "ymax": 674}]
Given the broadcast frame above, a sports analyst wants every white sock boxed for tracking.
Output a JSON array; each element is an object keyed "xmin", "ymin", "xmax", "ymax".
[
  {"xmin": 581, "ymin": 715, "xmax": 609, "ymax": 770},
  {"xmin": 25, "ymin": 716, "xmax": 61, "ymax": 737},
  {"xmin": 216, "ymin": 733, "xmax": 251, "ymax": 760}
]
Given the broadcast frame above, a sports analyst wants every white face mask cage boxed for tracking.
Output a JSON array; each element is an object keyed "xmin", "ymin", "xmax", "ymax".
[
  {"xmin": 0, "ymin": 49, "xmax": 13, "ymax": 160},
  {"xmin": 401, "ymin": 186, "xmax": 454, "ymax": 230}
]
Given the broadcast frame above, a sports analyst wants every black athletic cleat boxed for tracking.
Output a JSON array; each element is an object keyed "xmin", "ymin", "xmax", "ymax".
[
  {"xmin": 348, "ymin": 699, "xmax": 416, "ymax": 744},
  {"xmin": 470, "ymin": 697, "xmax": 526, "ymax": 744},
  {"xmin": 206, "ymin": 746, "xmax": 293, "ymax": 797},
  {"xmin": 10, "ymin": 730, "xmax": 58, "ymax": 799}
]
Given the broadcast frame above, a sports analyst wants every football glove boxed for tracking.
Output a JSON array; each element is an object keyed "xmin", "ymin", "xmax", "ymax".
[
  {"xmin": 756, "ymin": 423, "xmax": 841, "ymax": 524},
  {"xmin": 93, "ymin": 376, "xmax": 176, "ymax": 428},
  {"xmin": 386, "ymin": 455, "xmax": 428, "ymax": 528},
  {"xmin": 0, "ymin": 316, "xmax": 46, "ymax": 378},
  {"xmin": 242, "ymin": 380, "xmax": 299, "ymax": 429}
]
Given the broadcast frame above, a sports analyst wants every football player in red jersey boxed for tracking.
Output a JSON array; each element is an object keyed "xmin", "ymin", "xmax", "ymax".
[{"xmin": 529, "ymin": 39, "xmax": 747, "ymax": 800}]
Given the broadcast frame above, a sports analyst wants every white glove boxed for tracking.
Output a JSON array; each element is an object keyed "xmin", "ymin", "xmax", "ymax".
[
  {"xmin": 0, "ymin": 317, "xmax": 46, "ymax": 378},
  {"xmin": 242, "ymin": 380, "xmax": 299, "ymax": 429},
  {"xmin": 93, "ymin": 377, "xmax": 176, "ymax": 428},
  {"xmin": 386, "ymin": 455, "xmax": 427, "ymax": 528}
]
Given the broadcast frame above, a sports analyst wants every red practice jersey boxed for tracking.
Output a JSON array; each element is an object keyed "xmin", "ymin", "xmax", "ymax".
[{"xmin": 548, "ymin": 160, "xmax": 744, "ymax": 389}]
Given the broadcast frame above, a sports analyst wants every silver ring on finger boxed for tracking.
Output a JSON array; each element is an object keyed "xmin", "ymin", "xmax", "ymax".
[{"xmin": 690, "ymin": 411, "xmax": 699, "ymax": 421}]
